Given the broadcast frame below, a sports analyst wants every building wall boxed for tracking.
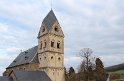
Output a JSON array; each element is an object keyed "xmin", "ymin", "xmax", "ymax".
[
  {"xmin": 4, "ymin": 63, "xmax": 39, "ymax": 76},
  {"xmin": 38, "ymin": 52, "xmax": 63, "ymax": 68},
  {"xmin": 46, "ymin": 68, "xmax": 65, "ymax": 81}
]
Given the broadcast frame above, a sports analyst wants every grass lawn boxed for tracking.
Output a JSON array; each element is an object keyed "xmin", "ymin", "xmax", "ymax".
[
  {"xmin": 111, "ymin": 78, "xmax": 124, "ymax": 81},
  {"xmin": 114, "ymin": 70, "xmax": 124, "ymax": 74},
  {"xmin": 108, "ymin": 70, "xmax": 124, "ymax": 74}
]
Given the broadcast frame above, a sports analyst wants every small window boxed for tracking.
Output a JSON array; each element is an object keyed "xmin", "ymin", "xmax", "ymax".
[
  {"xmin": 58, "ymin": 57, "xmax": 61, "ymax": 61},
  {"xmin": 57, "ymin": 42, "xmax": 60, "ymax": 49},
  {"xmin": 44, "ymin": 41, "xmax": 46, "ymax": 48},
  {"xmin": 42, "ymin": 27, "xmax": 45, "ymax": 32},
  {"xmin": 51, "ymin": 56, "xmax": 53, "ymax": 59},
  {"xmin": 40, "ymin": 41, "xmax": 42, "ymax": 49},
  {"xmin": 51, "ymin": 41, "xmax": 54, "ymax": 47},
  {"xmin": 54, "ymin": 27, "xmax": 58, "ymax": 32},
  {"xmin": 25, "ymin": 56, "xmax": 28, "ymax": 60},
  {"xmin": 44, "ymin": 57, "xmax": 46, "ymax": 59},
  {"xmin": 40, "ymin": 58, "xmax": 41, "ymax": 60}
]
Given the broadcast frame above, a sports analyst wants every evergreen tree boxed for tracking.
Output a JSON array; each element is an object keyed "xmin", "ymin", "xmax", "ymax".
[
  {"xmin": 69, "ymin": 67, "xmax": 75, "ymax": 75},
  {"xmin": 68, "ymin": 67, "xmax": 76, "ymax": 81},
  {"xmin": 64, "ymin": 67, "xmax": 68, "ymax": 81},
  {"xmin": 95, "ymin": 58, "xmax": 106, "ymax": 81}
]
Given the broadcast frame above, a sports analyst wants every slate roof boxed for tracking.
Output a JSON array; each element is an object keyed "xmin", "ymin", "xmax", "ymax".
[
  {"xmin": 7, "ymin": 46, "xmax": 38, "ymax": 68},
  {"xmin": 0, "ymin": 76, "xmax": 13, "ymax": 81},
  {"xmin": 42, "ymin": 10, "xmax": 58, "ymax": 32},
  {"xmin": 13, "ymin": 69, "xmax": 52, "ymax": 81}
]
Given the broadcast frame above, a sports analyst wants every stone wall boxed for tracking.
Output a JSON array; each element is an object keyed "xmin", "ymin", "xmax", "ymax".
[{"xmin": 3, "ymin": 63, "xmax": 39, "ymax": 76}]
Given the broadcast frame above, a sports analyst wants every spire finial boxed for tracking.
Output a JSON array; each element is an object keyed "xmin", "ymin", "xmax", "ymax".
[{"xmin": 51, "ymin": 0, "xmax": 52, "ymax": 10}]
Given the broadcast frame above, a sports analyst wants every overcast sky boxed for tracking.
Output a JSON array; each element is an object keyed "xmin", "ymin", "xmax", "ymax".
[{"xmin": 0, "ymin": 0, "xmax": 124, "ymax": 75}]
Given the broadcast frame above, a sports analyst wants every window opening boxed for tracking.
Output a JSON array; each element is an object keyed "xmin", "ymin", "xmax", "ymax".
[
  {"xmin": 54, "ymin": 27, "xmax": 58, "ymax": 32},
  {"xmin": 57, "ymin": 42, "xmax": 60, "ymax": 48},
  {"xmin": 51, "ymin": 56, "xmax": 53, "ymax": 59},
  {"xmin": 42, "ymin": 27, "xmax": 45, "ymax": 32},
  {"xmin": 40, "ymin": 41, "xmax": 42, "ymax": 49},
  {"xmin": 44, "ymin": 41, "xmax": 46, "ymax": 48},
  {"xmin": 58, "ymin": 57, "xmax": 61, "ymax": 61},
  {"xmin": 51, "ymin": 41, "xmax": 54, "ymax": 47}
]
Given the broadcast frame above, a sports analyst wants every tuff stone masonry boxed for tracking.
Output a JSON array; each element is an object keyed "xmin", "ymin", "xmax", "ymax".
[{"xmin": 1, "ymin": 10, "xmax": 65, "ymax": 81}]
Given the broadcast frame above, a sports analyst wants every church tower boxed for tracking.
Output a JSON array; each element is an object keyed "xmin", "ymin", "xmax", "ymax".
[{"xmin": 37, "ymin": 10, "xmax": 65, "ymax": 81}]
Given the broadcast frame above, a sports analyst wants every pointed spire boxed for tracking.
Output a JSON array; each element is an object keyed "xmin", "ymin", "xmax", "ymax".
[{"xmin": 42, "ymin": 10, "xmax": 58, "ymax": 32}]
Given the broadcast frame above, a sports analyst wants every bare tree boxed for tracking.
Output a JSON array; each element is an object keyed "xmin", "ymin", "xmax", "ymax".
[
  {"xmin": 79, "ymin": 48, "xmax": 95, "ymax": 71},
  {"xmin": 78, "ymin": 48, "xmax": 96, "ymax": 81},
  {"xmin": 78, "ymin": 60, "xmax": 86, "ymax": 73}
]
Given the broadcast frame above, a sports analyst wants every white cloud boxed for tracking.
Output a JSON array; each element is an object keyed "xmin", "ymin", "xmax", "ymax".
[
  {"xmin": 64, "ymin": 56, "xmax": 81, "ymax": 69},
  {"xmin": 65, "ymin": 56, "xmax": 81, "ymax": 63},
  {"xmin": 0, "ymin": 68, "xmax": 5, "ymax": 76},
  {"xmin": 0, "ymin": 54, "xmax": 14, "ymax": 76},
  {"xmin": 6, "ymin": 47, "xmax": 21, "ymax": 55},
  {"xmin": 100, "ymin": 54, "xmax": 124, "ymax": 67},
  {"xmin": 0, "ymin": 23, "xmax": 8, "ymax": 33}
]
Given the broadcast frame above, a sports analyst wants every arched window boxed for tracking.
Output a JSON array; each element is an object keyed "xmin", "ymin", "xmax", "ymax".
[
  {"xmin": 51, "ymin": 41, "xmax": 54, "ymax": 47},
  {"xmin": 57, "ymin": 41, "xmax": 60, "ymax": 49},
  {"xmin": 42, "ymin": 27, "xmax": 45, "ymax": 32},
  {"xmin": 44, "ymin": 42, "xmax": 46, "ymax": 48},
  {"xmin": 40, "ymin": 41, "xmax": 42, "ymax": 49},
  {"xmin": 51, "ymin": 39, "xmax": 55, "ymax": 47},
  {"xmin": 44, "ymin": 40, "xmax": 46, "ymax": 48},
  {"xmin": 54, "ymin": 27, "xmax": 58, "ymax": 32}
]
